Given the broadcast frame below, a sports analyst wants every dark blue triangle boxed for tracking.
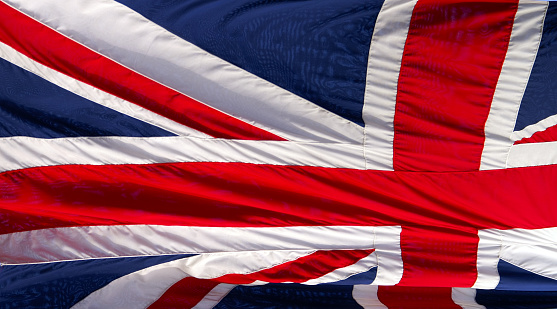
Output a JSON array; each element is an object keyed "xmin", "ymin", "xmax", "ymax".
[
  {"xmin": 515, "ymin": 2, "xmax": 557, "ymax": 131},
  {"xmin": 0, "ymin": 57, "xmax": 175, "ymax": 138},
  {"xmin": 324, "ymin": 267, "xmax": 377, "ymax": 286},
  {"xmin": 215, "ymin": 283, "xmax": 363, "ymax": 309},
  {"xmin": 476, "ymin": 289, "xmax": 557, "ymax": 309},
  {"xmin": 113, "ymin": 0, "xmax": 386, "ymax": 127},
  {"xmin": 475, "ymin": 260, "xmax": 557, "ymax": 309},
  {"xmin": 496, "ymin": 259, "xmax": 557, "ymax": 291},
  {"xmin": 0, "ymin": 254, "xmax": 194, "ymax": 308}
]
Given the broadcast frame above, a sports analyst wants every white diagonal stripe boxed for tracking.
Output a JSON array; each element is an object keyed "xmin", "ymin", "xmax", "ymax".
[
  {"xmin": 507, "ymin": 141, "xmax": 557, "ymax": 168},
  {"xmin": 303, "ymin": 252, "xmax": 377, "ymax": 285},
  {"xmin": 499, "ymin": 227, "xmax": 557, "ymax": 282},
  {"xmin": 474, "ymin": 227, "xmax": 557, "ymax": 289},
  {"xmin": 72, "ymin": 251, "xmax": 310, "ymax": 309},
  {"xmin": 511, "ymin": 114, "xmax": 557, "ymax": 142},
  {"xmin": 191, "ymin": 284, "xmax": 236, "ymax": 309},
  {"xmin": 0, "ymin": 40, "xmax": 209, "ymax": 138},
  {"xmin": 71, "ymin": 257, "xmax": 192, "ymax": 309},
  {"xmin": 3, "ymin": 0, "xmax": 364, "ymax": 144}
]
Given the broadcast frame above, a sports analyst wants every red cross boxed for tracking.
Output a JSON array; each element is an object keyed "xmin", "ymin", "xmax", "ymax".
[{"xmin": 0, "ymin": 0, "xmax": 553, "ymax": 306}]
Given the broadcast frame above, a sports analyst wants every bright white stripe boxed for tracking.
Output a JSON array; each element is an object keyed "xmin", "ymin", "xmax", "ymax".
[
  {"xmin": 264, "ymin": 226, "xmax": 402, "ymax": 286},
  {"xmin": 0, "ymin": 136, "xmax": 366, "ymax": 173},
  {"xmin": 372, "ymin": 225, "xmax": 403, "ymax": 285},
  {"xmin": 0, "ymin": 41, "xmax": 208, "ymax": 138},
  {"xmin": 72, "ymin": 251, "xmax": 311, "ymax": 309},
  {"xmin": 499, "ymin": 227, "xmax": 557, "ymax": 281},
  {"xmin": 168, "ymin": 250, "xmax": 317, "ymax": 280},
  {"xmin": 191, "ymin": 284, "xmax": 236, "ymax": 309},
  {"xmin": 480, "ymin": 1, "xmax": 548, "ymax": 170},
  {"xmin": 4, "ymin": 0, "xmax": 364, "ymax": 144},
  {"xmin": 506, "ymin": 141, "xmax": 557, "ymax": 167},
  {"xmin": 352, "ymin": 285, "xmax": 388, "ymax": 309},
  {"xmin": 452, "ymin": 288, "xmax": 486, "ymax": 309},
  {"xmin": 362, "ymin": 0, "xmax": 417, "ymax": 170},
  {"xmin": 474, "ymin": 227, "xmax": 557, "ymax": 289},
  {"xmin": 0, "ymin": 225, "xmax": 384, "ymax": 264},
  {"xmin": 245, "ymin": 281, "xmax": 268, "ymax": 286},
  {"xmin": 72, "ymin": 257, "xmax": 191, "ymax": 309},
  {"xmin": 473, "ymin": 230, "xmax": 502, "ymax": 289},
  {"xmin": 511, "ymin": 113, "xmax": 557, "ymax": 141},
  {"xmin": 302, "ymin": 252, "xmax": 377, "ymax": 285}
]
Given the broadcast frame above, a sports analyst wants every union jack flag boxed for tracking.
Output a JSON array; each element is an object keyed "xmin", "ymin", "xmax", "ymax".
[{"xmin": 1, "ymin": 0, "xmax": 557, "ymax": 308}]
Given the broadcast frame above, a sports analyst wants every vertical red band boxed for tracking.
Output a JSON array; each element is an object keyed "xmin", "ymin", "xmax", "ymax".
[
  {"xmin": 377, "ymin": 286, "xmax": 461, "ymax": 309},
  {"xmin": 392, "ymin": 0, "xmax": 518, "ymax": 286},
  {"xmin": 393, "ymin": 0, "xmax": 518, "ymax": 171},
  {"xmin": 397, "ymin": 226, "xmax": 479, "ymax": 287}
]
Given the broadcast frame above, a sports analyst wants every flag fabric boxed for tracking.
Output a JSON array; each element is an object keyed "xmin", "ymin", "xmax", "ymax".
[{"xmin": 1, "ymin": 0, "xmax": 557, "ymax": 308}]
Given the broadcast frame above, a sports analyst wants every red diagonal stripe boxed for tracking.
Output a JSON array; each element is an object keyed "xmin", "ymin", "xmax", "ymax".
[
  {"xmin": 215, "ymin": 249, "xmax": 375, "ymax": 284},
  {"xmin": 0, "ymin": 2, "xmax": 284, "ymax": 141},
  {"xmin": 515, "ymin": 123, "xmax": 557, "ymax": 145},
  {"xmin": 393, "ymin": 0, "xmax": 518, "ymax": 171},
  {"xmin": 147, "ymin": 277, "xmax": 220, "ymax": 309}
]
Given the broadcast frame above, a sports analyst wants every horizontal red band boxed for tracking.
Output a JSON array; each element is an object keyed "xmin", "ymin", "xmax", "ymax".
[
  {"xmin": 3, "ymin": 162, "xmax": 554, "ymax": 286},
  {"xmin": 1, "ymin": 162, "xmax": 556, "ymax": 233}
]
